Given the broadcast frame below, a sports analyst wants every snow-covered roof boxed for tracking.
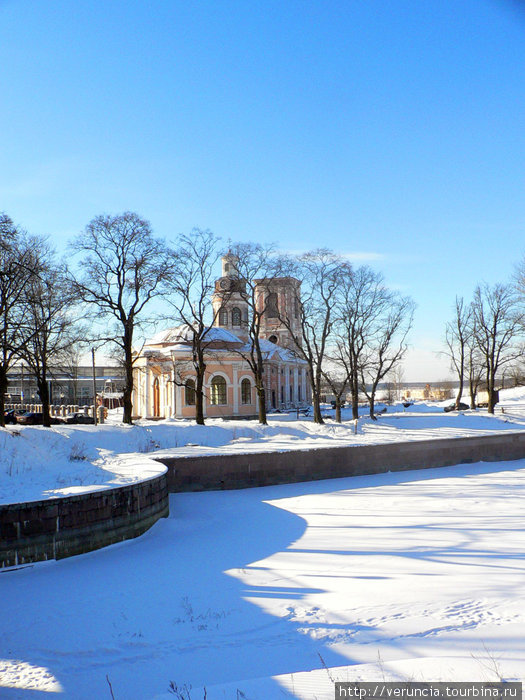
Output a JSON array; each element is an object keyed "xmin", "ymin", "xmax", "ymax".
[
  {"xmin": 145, "ymin": 324, "xmax": 243, "ymax": 349},
  {"xmin": 240, "ymin": 338, "xmax": 305, "ymax": 363},
  {"xmin": 144, "ymin": 324, "xmax": 305, "ymax": 363}
]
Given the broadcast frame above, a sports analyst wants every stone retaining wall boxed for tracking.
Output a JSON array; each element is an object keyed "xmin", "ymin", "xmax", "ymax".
[
  {"xmin": 0, "ymin": 471, "xmax": 169, "ymax": 569},
  {"xmin": 158, "ymin": 431, "xmax": 525, "ymax": 492}
]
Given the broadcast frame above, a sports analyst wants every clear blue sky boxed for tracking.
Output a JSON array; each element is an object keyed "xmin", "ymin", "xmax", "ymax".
[{"xmin": 1, "ymin": 0, "xmax": 524, "ymax": 381}]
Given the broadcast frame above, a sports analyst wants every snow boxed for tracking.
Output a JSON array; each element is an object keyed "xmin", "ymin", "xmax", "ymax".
[
  {"xmin": 146, "ymin": 324, "xmax": 243, "ymax": 347},
  {"xmin": 0, "ymin": 422, "xmax": 167, "ymax": 505},
  {"xmin": 1, "ymin": 391, "xmax": 525, "ymax": 504},
  {"xmin": 2, "ymin": 460, "xmax": 525, "ymax": 698},
  {"xmin": 1, "ymin": 388, "xmax": 525, "ymax": 698},
  {"xmin": 253, "ymin": 338, "xmax": 303, "ymax": 361}
]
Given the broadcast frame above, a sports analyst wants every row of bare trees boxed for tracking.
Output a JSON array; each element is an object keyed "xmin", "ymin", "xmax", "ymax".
[
  {"xmin": 445, "ymin": 278, "xmax": 525, "ymax": 414},
  {"xmin": 164, "ymin": 236, "xmax": 415, "ymax": 426},
  {"xmin": 1, "ymin": 210, "xmax": 414, "ymax": 427},
  {"xmin": 0, "ymin": 214, "xmax": 80, "ymax": 427},
  {"xmin": 0, "ymin": 211, "xmax": 173, "ymax": 427}
]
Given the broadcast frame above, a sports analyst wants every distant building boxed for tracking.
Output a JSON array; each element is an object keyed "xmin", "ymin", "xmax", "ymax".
[
  {"xmin": 132, "ymin": 255, "xmax": 309, "ymax": 419},
  {"xmin": 402, "ymin": 383, "xmax": 453, "ymax": 402},
  {"xmin": 6, "ymin": 362, "xmax": 124, "ymax": 406}
]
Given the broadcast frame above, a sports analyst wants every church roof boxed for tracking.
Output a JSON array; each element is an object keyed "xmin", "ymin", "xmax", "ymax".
[
  {"xmin": 143, "ymin": 325, "xmax": 305, "ymax": 364},
  {"xmin": 145, "ymin": 324, "xmax": 243, "ymax": 349}
]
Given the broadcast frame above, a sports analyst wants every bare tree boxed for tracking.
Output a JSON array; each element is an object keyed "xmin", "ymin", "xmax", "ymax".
[
  {"xmin": 467, "ymin": 320, "xmax": 483, "ymax": 408},
  {"xmin": 516, "ymin": 255, "xmax": 525, "ymax": 301},
  {"xmin": 471, "ymin": 283, "xmax": 523, "ymax": 413},
  {"xmin": 276, "ymin": 250, "xmax": 346, "ymax": 424},
  {"xmin": 227, "ymin": 242, "xmax": 280, "ymax": 425},
  {"xmin": 359, "ymin": 292, "xmax": 414, "ymax": 419},
  {"xmin": 321, "ymin": 359, "xmax": 349, "ymax": 422},
  {"xmin": 70, "ymin": 212, "xmax": 172, "ymax": 424},
  {"xmin": 21, "ymin": 247, "xmax": 79, "ymax": 427},
  {"xmin": 445, "ymin": 297, "xmax": 471, "ymax": 410},
  {"xmin": 0, "ymin": 215, "xmax": 40, "ymax": 427},
  {"xmin": 335, "ymin": 266, "xmax": 404, "ymax": 420},
  {"xmin": 165, "ymin": 229, "xmax": 225, "ymax": 425}
]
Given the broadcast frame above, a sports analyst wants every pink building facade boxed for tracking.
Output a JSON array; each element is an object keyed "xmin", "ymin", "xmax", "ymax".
[{"xmin": 132, "ymin": 257, "xmax": 310, "ymax": 420}]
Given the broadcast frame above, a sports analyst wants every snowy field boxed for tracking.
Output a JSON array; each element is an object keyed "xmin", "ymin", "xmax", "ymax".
[
  {"xmin": 1, "ymin": 388, "xmax": 525, "ymax": 698},
  {"xmin": 1, "ymin": 387, "xmax": 525, "ymax": 505},
  {"xmin": 1, "ymin": 460, "xmax": 525, "ymax": 698}
]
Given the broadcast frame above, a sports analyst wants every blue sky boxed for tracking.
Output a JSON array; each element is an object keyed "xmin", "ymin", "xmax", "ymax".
[{"xmin": 1, "ymin": 0, "xmax": 524, "ymax": 381}]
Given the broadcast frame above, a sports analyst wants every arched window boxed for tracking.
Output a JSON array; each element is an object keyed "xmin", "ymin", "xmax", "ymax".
[
  {"xmin": 232, "ymin": 307, "xmax": 241, "ymax": 326},
  {"xmin": 241, "ymin": 378, "xmax": 252, "ymax": 405},
  {"xmin": 266, "ymin": 292, "xmax": 278, "ymax": 318},
  {"xmin": 242, "ymin": 308, "xmax": 248, "ymax": 324},
  {"xmin": 218, "ymin": 308, "xmax": 228, "ymax": 326},
  {"xmin": 185, "ymin": 379, "xmax": 195, "ymax": 406},
  {"xmin": 294, "ymin": 297, "xmax": 300, "ymax": 318},
  {"xmin": 210, "ymin": 376, "xmax": 227, "ymax": 405}
]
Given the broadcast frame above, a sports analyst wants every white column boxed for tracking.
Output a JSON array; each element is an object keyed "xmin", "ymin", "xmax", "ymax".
[
  {"xmin": 286, "ymin": 365, "xmax": 290, "ymax": 404},
  {"xmin": 171, "ymin": 370, "xmax": 176, "ymax": 417},
  {"xmin": 162, "ymin": 373, "xmax": 168, "ymax": 417},
  {"xmin": 302, "ymin": 369, "xmax": 307, "ymax": 403},
  {"xmin": 293, "ymin": 367, "xmax": 299, "ymax": 403},
  {"xmin": 159, "ymin": 375, "xmax": 165, "ymax": 418},
  {"xmin": 233, "ymin": 364, "xmax": 240, "ymax": 415},
  {"xmin": 176, "ymin": 383, "xmax": 183, "ymax": 418},
  {"xmin": 144, "ymin": 366, "xmax": 151, "ymax": 418}
]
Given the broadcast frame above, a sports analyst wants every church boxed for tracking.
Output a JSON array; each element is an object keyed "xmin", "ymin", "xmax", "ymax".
[{"xmin": 132, "ymin": 255, "xmax": 310, "ymax": 419}]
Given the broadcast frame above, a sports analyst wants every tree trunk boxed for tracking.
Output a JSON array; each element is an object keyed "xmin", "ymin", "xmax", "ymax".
[
  {"xmin": 311, "ymin": 367, "xmax": 324, "ymax": 424},
  {"xmin": 0, "ymin": 366, "xmax": 7, "ymax": 428},
  {"xmin": 469, "ymin": 381, "xmax": 476, "ymax": 409},
  {"xmin": 312, "ymin": 392, "xmax": 324, "ymax": 424},
  {"xmin": 334, "ymin": 399, "xmax": 341, "ymax": 423},
  {"xmin": 455, "ymin": 372, "xmax": 464, "ymax": 410},
  {"xmin": 256, "ymin": 381, "xmax": 267, "ymax": 425},
  {"xmin": 195, "ymin": 362, "xmax": 205, "ymax": 426},
  {"xmin": 468, "ymin": 355, "xmax": 478, "ymax": 409},
  {"xmin": 487, "ymin": 364, "xmax": 495, "ymax": 414},
  {"xmin": 369, "ymin": 391, "xmax": 376, "ymax": 420},
  {"xmin": 350, "ymin": 383, "xmax": 359, "ymax": 420},
  {"xmin": 123, "ymin": 328, "xmax": 134, "ymax": 425},
  {"xmin": 37, "ymin": 377, "xmax": 51, "ymax": 428}
]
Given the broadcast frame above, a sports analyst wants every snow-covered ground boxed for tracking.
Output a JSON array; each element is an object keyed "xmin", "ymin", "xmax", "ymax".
[
  {"xmin": 2, "ymin": 459, "xmax": 525, "ymax": 698},
  {"xmin": 1, "ymin": 387, "xmax": 525, "ymax": 505},
  {"xmin": 1, "ymin": 388, "xmax": 525, "ymax": 698}
]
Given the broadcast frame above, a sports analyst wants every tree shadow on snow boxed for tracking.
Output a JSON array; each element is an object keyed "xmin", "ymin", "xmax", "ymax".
[{"xmin": 2, "ymin": 458, "xmax": 525, "ymax": 698}]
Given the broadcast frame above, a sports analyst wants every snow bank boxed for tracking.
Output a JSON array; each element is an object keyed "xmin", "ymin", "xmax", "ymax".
[{"xmin": 1, "ymin": 388, "xmax": 524, "ymax": 505}]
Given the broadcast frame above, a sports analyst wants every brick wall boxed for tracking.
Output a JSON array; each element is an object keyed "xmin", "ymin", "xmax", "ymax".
[
  {"xmin": 0, "ymin": 472, "xmax": 169, "ymax": 568},
  {"xmin": 158, "ymin": 431, "xmax": 525, "ymax": 492}
]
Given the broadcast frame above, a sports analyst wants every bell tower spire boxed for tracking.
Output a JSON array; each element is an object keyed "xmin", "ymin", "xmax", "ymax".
[{"xmin": 212, "ymin": 254, "xmax": 249, "ymax": 341}]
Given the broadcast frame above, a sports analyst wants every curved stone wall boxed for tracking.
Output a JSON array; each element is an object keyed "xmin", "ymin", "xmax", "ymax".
[
  {"xmin": 158, "ymin": 431, "xmax": 525, "ymax": 492},
  {"xmin": 0, "ymin": 470, "xmax": 169, "ymax": 569}
]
